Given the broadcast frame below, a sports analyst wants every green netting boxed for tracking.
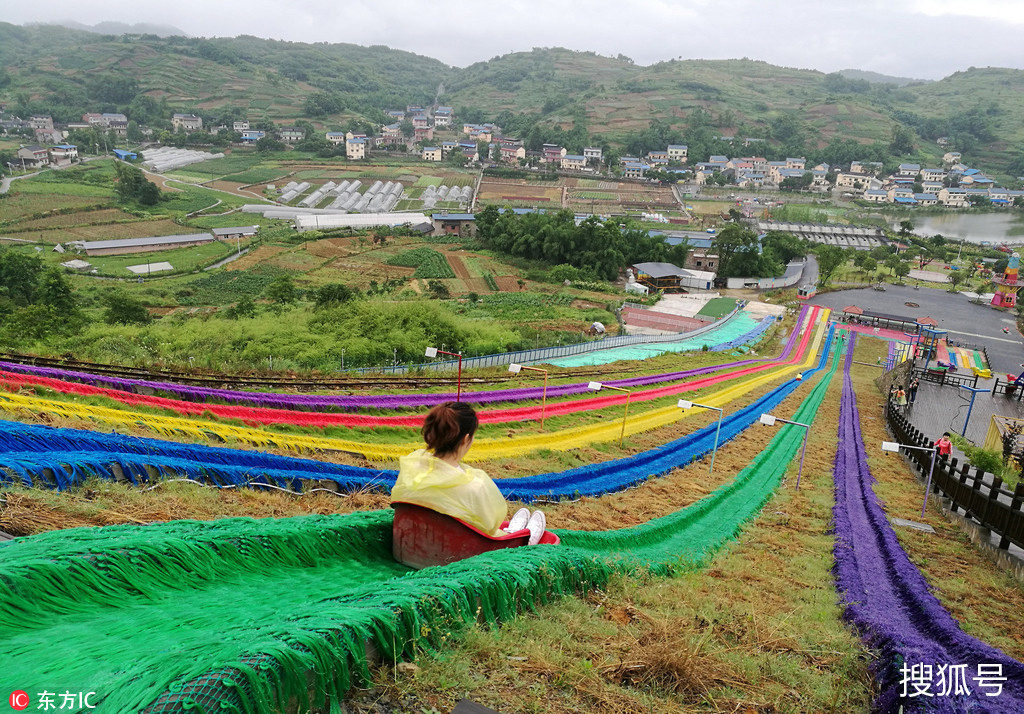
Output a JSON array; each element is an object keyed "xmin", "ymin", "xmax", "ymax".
[
  {"xmin": 547, "ymin": 312, "xmax": 760, "ymax": 367},
  {"xmin": 0, "ymin": 340, "xmax": 841, "ymax": 714}
]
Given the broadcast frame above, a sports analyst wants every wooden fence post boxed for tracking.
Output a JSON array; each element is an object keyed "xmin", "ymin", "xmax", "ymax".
[
  {"xmin": 998, "ymin": 483, "xmax": 1024, "ymax": 550},
  {"xmin": 951, "ymin": 462, "xmax": 971, "ymax": 514},
  {"xmin": 984, "ymin": 475, "xmax": 1003, "ymax": 526}
]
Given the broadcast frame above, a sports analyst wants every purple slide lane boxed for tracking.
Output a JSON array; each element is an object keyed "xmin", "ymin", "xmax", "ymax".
[{"xmin": 833, "ymin": 333, "xmax": 1024, "ymax": 712}]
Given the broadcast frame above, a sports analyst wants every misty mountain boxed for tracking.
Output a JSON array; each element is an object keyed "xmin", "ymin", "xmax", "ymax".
[{"xmin": 28, "ymin": 20, "xmax": 188, "ymax": 38}]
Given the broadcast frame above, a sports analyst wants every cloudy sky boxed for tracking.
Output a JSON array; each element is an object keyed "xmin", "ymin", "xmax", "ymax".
[{"xmin": 5, "ymin": 0, "xmax": 1024, "ymax": 79}]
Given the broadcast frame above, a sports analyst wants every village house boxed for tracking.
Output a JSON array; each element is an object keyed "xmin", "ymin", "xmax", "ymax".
[
  {"xmin": 414, "ymin": 126, "xmax": 434, "ymax": 142},
  {"xmin": 942, "ymin": 151, "xmax": 962, "ymax": 165},
  {"xmin": 863, "ymin": 189, "xmax": 889, "ymax": 203},
  {"xmin": 29, "ymin": 115, "xmax": 53, "ymax": 130},
  {"xmin": 386, "ymin": 110, "xmax": 405, "ymax": 121},
  {"xmin": 684, "ymin": 250, "xmax": 718, "ymax": 272},
  {"xmin": 835, "ymin": 172, "xmax": 872, "ymax": 191},
  {"xmin": 773, "ymin": 167, "xmax": 806, "ymax": 186},
  {"xmin": 914, "ymin": 193, "xmax": 938, "ymax": 207},
  {"xmin": 647, "ymin": 150, "xmax": 669, "ymax": 166},
  {"xmin": 422, "ymin": 146, "xmax": 442, "ymax": 162},
  {"xmin": 382, "ymin": 122, "xmax": 402, "ymax": 140},
  {"xmin": 49, "ymin": 144, "xmax": 78, "ymax": 165},
  {"xmin": 406, "ymin": 105, "xmax": 425, "ymax": 115},
  {"xmin": 735, "ymin": 171, "xmax": 765, "ymax": 189},
  {"xmin": 35, "ymin": 127, "xmax": 63, "ymax": 144},
  {"xmin": 278, "ymin": 126, "xmax": 305, "ymax": 143},
  {"xmin": 240, "ymin": 130, "xmax": 265, "ymax": 144},
  {"xmin": 897, "ymin": 163, "xmax": 920, "ymax": 178},
  {"xmin": 412, "ymin": 114, "xmax": 430, "ymax": 129},
  {"xmin": 920, "ymin": 167, "xmax": 945, "ymax": 183},
  {"xmin": 584, "ymin": 146, "xmax": 603, "ymax": 162},
  {"xmin": 561, "ymin": 154, "xmax": 586, "ymax": 171},
  {"xmin": 960, "ymin": 170, "xmax": 994, "ymax": 187},
  {"xmin": 433, "ymin": 106, "xmax": 452, "ymax": 127},
  {"xmin": 233, "ymin": 120, "xmax": 250, "ymax": 132},
  {"xmin": 938, "ymin": 187, "xmax": 968, "ymax": 207},
  {"xmin": 325, "ymin": 132, "xmax": 346, "ymax": 146},
  {"xmin": 667, "ymin": 144, "xmax": 688, "ymax": 162},
  {"xmin": 810, "ymin": 169, "xmax": 830, "ymax": 191},
  {"xmin": 785, "ymin": 157, "xmax": 806, "ymax": 170},
  {"xmin": 622, "ymin": 162, "xmax": 649, "ymax": 179},
  {"xmin": 441, "ymin": 141, "xmax": 458, "ymax": 156},
  {"xmin": 850, "ymin": 161, "xmax": 883, "ymax": 175},
  {"xmin": 15, "ymin": 145, "xmax": 49, "ymax": 169},
  {"xmin": 172, "ymin": 114, "xmax": 203, "ymax": 131},
  {"xmin": 542, "ymin": 144, "xmax": 566, "ymax": 163},
  {"xmin": 500, "ymin": 144, "xmax": 526, "ymax": 163},
  {"xmin": 346, "ymin": 135, "xmax": 366, "ymax": 159},
  {"xmin": 989, "ymin": 187, "xmax": 1010, "ymax": 206}
]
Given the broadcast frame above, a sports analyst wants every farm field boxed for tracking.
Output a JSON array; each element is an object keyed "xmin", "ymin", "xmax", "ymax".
[{"xmin": 476, "ymin": 177, "xmax": 563, "ymax": 207}]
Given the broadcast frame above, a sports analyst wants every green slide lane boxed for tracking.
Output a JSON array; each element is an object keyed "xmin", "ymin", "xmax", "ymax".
[{"xmin": 0, "ymin": 339, "xmax": 842, "ymax": 714}]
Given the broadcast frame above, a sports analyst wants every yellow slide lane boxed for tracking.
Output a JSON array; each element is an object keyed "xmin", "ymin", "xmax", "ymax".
[{"xmin": 0, "ymin": 311, "xmax": 828, "ymax": 461}]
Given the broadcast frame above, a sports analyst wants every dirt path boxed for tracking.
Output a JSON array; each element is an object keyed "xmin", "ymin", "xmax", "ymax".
[{"xmin": 446, "ymin": 253, "xmax": 472, "ymax": 280}]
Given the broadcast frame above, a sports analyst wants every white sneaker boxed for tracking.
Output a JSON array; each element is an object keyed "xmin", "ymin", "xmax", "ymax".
[
  {"xmin": 505, "ymin": 507, "xmax": 530, "ymax": 533},
  {"xmin": 526, "ymin": 510, "xmax": 546, "ymax": 545}
]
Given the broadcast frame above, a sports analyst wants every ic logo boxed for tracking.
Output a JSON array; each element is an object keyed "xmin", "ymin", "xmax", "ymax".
[{"xmin": 9, "ymin": 691, "xmax": 29, "ymax": 711}]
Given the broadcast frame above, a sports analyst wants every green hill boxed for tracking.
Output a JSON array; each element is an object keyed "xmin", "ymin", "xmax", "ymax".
[
  {"xmin": 442, "ymin": 48, "xmax": 1023, "ymax": 175},
  {"xmin": 0, "ymin": 23, "xmax": 448, "ymax": 126},
  {"xmin": 3, "ymin": 28, "xmax": 1022, "ymax": 175}
]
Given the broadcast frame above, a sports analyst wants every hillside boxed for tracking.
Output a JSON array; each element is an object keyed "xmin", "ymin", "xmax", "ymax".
[
  {"xmin": 0, "ymin": 23, "xmax": 448, "ymax": 125},
  {"xmin": 3, "ymin": 27, "xmax": 1023, "ymax": 173},
  {"xmin": 443, "ymin": 49, "xmax": 1023, "ymax": 173}
]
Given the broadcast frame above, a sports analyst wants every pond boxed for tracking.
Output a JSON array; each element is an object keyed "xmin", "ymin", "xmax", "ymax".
[{"xmin": 890, "ymin": 212, "xmax": 1024, "ymax": 245}]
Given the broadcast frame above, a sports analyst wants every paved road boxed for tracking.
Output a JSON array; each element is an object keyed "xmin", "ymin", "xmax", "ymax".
[
  {"xmin": 810, "ymin": 284, "xmax": 1023, "ymax": 373},
  {"xmin": 802, "ymin": 254, "xmax": 819, "ymax": 288}
]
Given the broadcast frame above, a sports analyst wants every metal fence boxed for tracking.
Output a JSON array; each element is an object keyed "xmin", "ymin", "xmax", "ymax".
[{"xmin": 352, "ymin": 307, "xmax": 744, "ymax": 374}]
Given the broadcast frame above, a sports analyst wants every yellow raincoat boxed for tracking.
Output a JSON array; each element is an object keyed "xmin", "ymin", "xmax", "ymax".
[{"xmin": 391, "ymin": 449, "xmax": 507, "ymax": 536}]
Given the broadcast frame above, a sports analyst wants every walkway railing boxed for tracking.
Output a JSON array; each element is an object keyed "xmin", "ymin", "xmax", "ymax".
[
  {"xmin": 913, "ymin": 367, "xmax": 979, "ymax": 389},
  {"xmin": 886, "ymin": 405, "xmax": 1024, "ymax": 551},
  {"xmin": 353, "ymin": 307, "xmax": 745, "ymax": 374}
]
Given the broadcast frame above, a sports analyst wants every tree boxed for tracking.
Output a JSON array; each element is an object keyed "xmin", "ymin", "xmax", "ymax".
[
  {"xmin": 884, "ymin": 253, "xmax": 905, "ymax": 276},
  {"xmin": 918, "ymin": 245, "xmax": 947, "ymax": 269},
  {"xmin": 427, "ymin": 280, "xmax": 451, "ymax": 299},
  {"xmin": 894, "ymin": 261, "xmax": 911, "ymax": 283},
  {"xmin": 265, "ymin": 276, "xmax": 298, "ymax": 308},
  {"xmin": 224, "ymin": 296, "xmax": 257, "ymax": 319},
  {"xmin": 890, "ymin": 124, "xmax": 915, "ymax": 155},
  {"xmin": 853, "ymin": 251, "xmax": 877, "ymax": 275},
  {"xmin": 445, "ymin": 151, "xmax": 469, "ymax": 167},
  {"xmin": 400, "ymin": 120, "xmax": 414, "ymax": 139},
  {"xmin": 815, "ymin": 245, "xmax": 847, "ymax": 287},
  {"xmin": 0, "ymin": 251, "xmax": 44, "ymax": 308},
  {"xmin": 255, "ymin": 136, "xmax": 286, "ymax": 153},
  {"xmin": 103, "ymin": 292, "xmax": 152, "ymax": 325},
  {"xmin": 948, "ymin": 269, "xmax": 968, "ymax": 293},
  {"xmin": 313, "ymin": 283, "xmax": 359, "ymax": 310},
  {"xmin": 762, "ymin": 231, "xmax": 805, "ymax": 264},
  {"xmin": 304, "ymin": 92, "xmax": 344, "ymax": 117},
  {"xmin": 113, "ymin": 161, "xmax": 161, "ymax": 205}
]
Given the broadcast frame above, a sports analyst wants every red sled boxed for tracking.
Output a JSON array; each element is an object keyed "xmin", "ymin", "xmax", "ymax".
[{"xmin": 391, "ymin": 501, "xmax": 560, "ymax": 570}]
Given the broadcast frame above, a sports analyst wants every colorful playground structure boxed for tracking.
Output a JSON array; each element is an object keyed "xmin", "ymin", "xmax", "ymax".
[
  {"xmin": 991, "ymin": 252, "xmax": 1020, "ymax": 308},
  {"xmin": 1, "ymin": 305, "xmax": 1022, "ymax": 713}
]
